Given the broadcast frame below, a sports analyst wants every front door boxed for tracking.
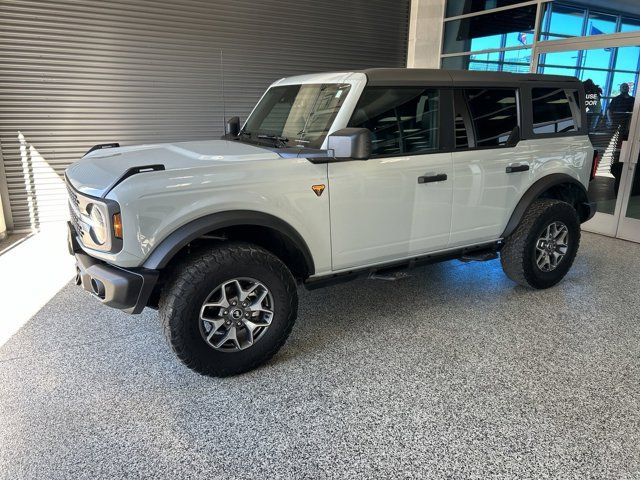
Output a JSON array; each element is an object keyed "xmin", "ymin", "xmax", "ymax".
[
  {"xmin": 328, "ymin": 86, "xmax": 453, "ymax": 270},
  {"xmin": 533, "ymin": 35, "xmax": 640, "ymax": 243}
]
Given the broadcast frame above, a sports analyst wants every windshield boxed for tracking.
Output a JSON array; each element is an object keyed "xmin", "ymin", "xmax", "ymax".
[{"xmin": 241, "ymin": 83, "xmax": 351, "ymax": 149}]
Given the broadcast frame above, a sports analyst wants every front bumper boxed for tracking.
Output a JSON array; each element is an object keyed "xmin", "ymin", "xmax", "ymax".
[{"xmin": 69, "ymin": 223, "xmax": 158, "ymax": 314}]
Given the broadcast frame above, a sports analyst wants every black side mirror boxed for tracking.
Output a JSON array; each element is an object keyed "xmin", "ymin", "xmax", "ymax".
[
  {"xmin": 506, "ymin": 125, "xmax": 520, "ymax": 147},
  {"xmin": 226, "ymin": 116, "xmax": 241, "ymax": 136},
  {"xmin": 327, "ymin": 128, "xmax": 371, "ymax": 160}
]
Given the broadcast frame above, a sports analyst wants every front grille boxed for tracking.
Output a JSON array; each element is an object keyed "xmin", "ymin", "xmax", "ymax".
[{"xmin": 66, "ymin": 181, "xmax": 84, "ymax": 236}]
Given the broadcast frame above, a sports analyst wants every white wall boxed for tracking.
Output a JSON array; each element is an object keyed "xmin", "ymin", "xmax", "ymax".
[
  {"xmin": 0, "ymin": 193, "xmax": 6, "ymax": 240},
  {"xmin": 407, "ymin": 0, "xmax": 446, "ymax": 68}
]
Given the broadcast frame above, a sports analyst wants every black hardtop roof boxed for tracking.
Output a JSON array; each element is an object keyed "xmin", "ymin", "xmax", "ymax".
[{"xmin": 360, "ymin": 68, "xmax": 580, "ymax": 87}]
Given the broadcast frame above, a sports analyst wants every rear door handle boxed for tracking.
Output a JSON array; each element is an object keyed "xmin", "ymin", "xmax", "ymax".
[
  {"xmin": 418, "ymin": 173, "xmax": 447, "ymax": 184},
  {"xmin": 506, "ymin": 164, "xmax": 529, "ymax": 173}
]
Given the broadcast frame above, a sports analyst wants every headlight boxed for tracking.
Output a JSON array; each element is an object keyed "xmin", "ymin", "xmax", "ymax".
[
  {"xmin": 87, "ymin": 203, "xmax": 107, "ymax": 245},
  {"xmin": 67, "ymin": 178, "xmax": 122, "ymax": 253}
]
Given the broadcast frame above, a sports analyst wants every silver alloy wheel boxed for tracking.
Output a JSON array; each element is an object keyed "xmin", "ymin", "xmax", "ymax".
[
  {"xmin": 535, "ymin": 221, "xmax": 569, "ymax": 272},
  {"xmin": 199, "ymin": 278, "xmax": 274, "ymax": 352}
]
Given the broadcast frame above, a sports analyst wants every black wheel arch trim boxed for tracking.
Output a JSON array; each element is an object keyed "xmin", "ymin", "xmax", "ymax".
[
  {"xmin": 142, "ymin": 210, "xmax": 315, "ymax": 275},
  {"xmin": 501, "ymin": 174, "xmax": 590, "ymax": 239}
]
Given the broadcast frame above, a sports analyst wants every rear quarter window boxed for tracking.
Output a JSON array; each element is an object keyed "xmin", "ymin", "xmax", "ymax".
[{"xmin": 531, "ymin": 87, "xmax": 581, "ymax": 135}]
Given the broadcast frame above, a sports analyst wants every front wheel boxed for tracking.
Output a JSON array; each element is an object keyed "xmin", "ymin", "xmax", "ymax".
[
  {"xmin": 501, "ymin": 199, "xmax": 581, "ymax": 289},
  {"xmin": 159, "ymin": 242, "xmax": 298, "ymax": 377}
]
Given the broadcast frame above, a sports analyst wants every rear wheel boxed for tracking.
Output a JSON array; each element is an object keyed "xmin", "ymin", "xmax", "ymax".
[
  {"xmin": 501, "ymin": 199, "xmax": 580, "ymax": 289},
  {"xmin": 159, "ymin": 242, "xmax": 298, "ymax": 377}
]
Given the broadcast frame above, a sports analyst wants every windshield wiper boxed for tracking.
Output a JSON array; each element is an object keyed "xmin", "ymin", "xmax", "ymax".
[{"xmin": 258, "ymin": 134, "xmax": 289, "ymax": 147}]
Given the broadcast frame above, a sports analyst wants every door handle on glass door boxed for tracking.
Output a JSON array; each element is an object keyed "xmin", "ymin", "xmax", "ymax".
[
  {"xmin": 418, "ymin": 173, "xmax": 447, "ymax": 184},
  {"xmin": 506, "ymin": 164, "xmax": 530, "ymax": 173}
]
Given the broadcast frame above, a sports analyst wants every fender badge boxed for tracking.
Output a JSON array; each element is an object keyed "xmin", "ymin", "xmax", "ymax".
[{"xmin": 311, "ymin": 184, "xmax": 325, "ymax": 197}]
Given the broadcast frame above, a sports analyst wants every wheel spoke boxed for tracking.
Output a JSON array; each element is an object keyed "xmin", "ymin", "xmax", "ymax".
[
  {"xmin": 200, "ymin": 304, "xmax": 223, "ymax": 321},
  {"xmin": 223, "ymin": 279, "xmax": 244, "ymax": 301},
  {"xmin": 203, "ymin": 285, "xmax": 230, "ymax": 309},
  {"xmin": 250, "ymin": 289, "xmax": 269, "ymax": 309},
  {"xmin": 244, "ymin": 320, "xmax": 260, "ymax": 345},
  {"xmin": 214, "ymin": 326, "xmax": 241, "ymax": 349},
  {"xmin": 556, "ymin": 228, "xmax": 568, "ymax": 245},
  {"xmin": 205, "ymin": 319, "xmax": 226, "ymax": 341},
  {"xmin": 245, "ymin": 317, "xmax": 270, "ymax": 329},
  {"xmin": 537, "ymin": 253, "xmax": 550, "ymax": 270},
  {"xmin": 239, "ymin": 283, "xmax": 260, "ymax": 302},
  {"xmin": 252, "ymin": 306, "xmax": 273, "ymax": 316}
]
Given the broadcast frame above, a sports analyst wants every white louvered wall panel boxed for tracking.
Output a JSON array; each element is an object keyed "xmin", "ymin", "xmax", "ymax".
[{"xmin": 0, "ymin": 0, "xmax": 409, "ymax": 230}]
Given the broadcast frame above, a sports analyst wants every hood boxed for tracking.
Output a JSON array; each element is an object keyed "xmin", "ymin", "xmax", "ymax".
[{"xmin": 65, "ymin": 139, "xmax": 279, "ymax": 197}]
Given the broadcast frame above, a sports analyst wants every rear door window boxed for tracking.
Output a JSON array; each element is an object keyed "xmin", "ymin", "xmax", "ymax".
[
  {"xmin": 460, "ymin": 88, "xmax": 519, "ymax": 148},
  {"xmin": 531, "ymin": 87, "xmax": 581, "ymax": 135}
]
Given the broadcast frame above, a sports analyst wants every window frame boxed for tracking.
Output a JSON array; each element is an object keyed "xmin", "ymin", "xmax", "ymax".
[
  {"xmin": 452, "ymin": 86, "xmax": 522, "ymax": 151},
  {"xmin": 346, "ymin": 85, "xmax": 454, "ymax": 159}
]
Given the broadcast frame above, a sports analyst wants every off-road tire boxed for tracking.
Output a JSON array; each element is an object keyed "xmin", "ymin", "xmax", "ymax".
[
  {"xmin": 501, "ymin": 199, "xmax": 580, "ymax": 289},
  {"xmin": 159, "ymin": 242, "xmax": 298, "ymax": 377}
]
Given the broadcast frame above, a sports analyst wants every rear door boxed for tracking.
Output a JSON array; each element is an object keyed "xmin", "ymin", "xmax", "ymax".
[
  {"xmin": 328, "ymin": 86, "xmax": 453, "ymax": 270},
  {"xmin": 449, "ymin": 87, "xmax": 532, "ymax": 246}
]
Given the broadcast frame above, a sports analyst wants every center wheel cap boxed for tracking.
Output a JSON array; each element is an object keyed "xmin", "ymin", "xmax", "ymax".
[{"xmin": 231, "ymin": 309, "xmax": 243, "ymax": 319}]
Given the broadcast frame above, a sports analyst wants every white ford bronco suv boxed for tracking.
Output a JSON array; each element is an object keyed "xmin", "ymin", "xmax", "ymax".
[{"xmin": 66, "ymin": 68, "xmax": 596, "ymax": 377}]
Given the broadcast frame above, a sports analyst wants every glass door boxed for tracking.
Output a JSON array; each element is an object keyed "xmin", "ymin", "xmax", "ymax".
[
  {"xmin": 532, "ymin": 33, "xmax": 640, "ymax": 242},
  {"xmin": 616, "ymin": 96, "xmax": 640, "ymax": 242}
]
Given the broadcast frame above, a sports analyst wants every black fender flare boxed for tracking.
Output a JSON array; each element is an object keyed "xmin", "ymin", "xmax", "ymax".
[
  {"xmin": 143, "ymin": 210, "xmax": 315, "ymax": 274},
  {"xmin": 501, "ymin": 174, "xmax": 590, "ymax": 238}
]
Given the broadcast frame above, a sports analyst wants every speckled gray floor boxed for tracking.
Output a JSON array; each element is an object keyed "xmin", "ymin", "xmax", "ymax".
[{"xmin": 1, "ymin": 232, "xmax": 639, "ymax": 479}]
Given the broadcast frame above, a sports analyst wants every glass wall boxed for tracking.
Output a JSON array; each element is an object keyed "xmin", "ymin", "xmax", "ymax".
[
  {"xmin": 442, "ymin": 4, "xmax": 537, "ymax": 55},
  {"xmin": 442, "ymin": 49, "xmax": 531, "ymax": 73},
  {"xmin": 537, "ymin": 45, "xmax": 639, "ymax": 215},
  {"xmin": 540, "ymin": 3, "xmax": 640, "ymax": 40},
  {"xmin": 441, "ymin": 1, "xmax": 640, "ymax": 72}
]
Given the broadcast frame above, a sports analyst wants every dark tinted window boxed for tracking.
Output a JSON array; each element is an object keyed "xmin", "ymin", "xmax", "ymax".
[
  {"xmin": 446, "ymin": 0, "xmax": 527, "ymax": 18},
  {"xmin": 531, "ymin": 87, "xmax": 580, "ymax": 135},
  {"xmin": 458, "ymin": 88, "xmax": 518, "ymax": 148},
  {"xmin": 348, "ymin": 87, "xmax": 440, "ymax": 156},
  {"xmin": 442, "ymin": 5, "xmax": 536, "ymax": 54}
]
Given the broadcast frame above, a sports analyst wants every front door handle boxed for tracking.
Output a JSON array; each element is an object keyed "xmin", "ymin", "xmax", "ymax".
[
  {"xmin": 506, "ymin": 164, "xmax": 530, "ymax": 173},
  {"xmin": 418, "ymin": 173, "xmax": 447, "ymax": 184}
]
